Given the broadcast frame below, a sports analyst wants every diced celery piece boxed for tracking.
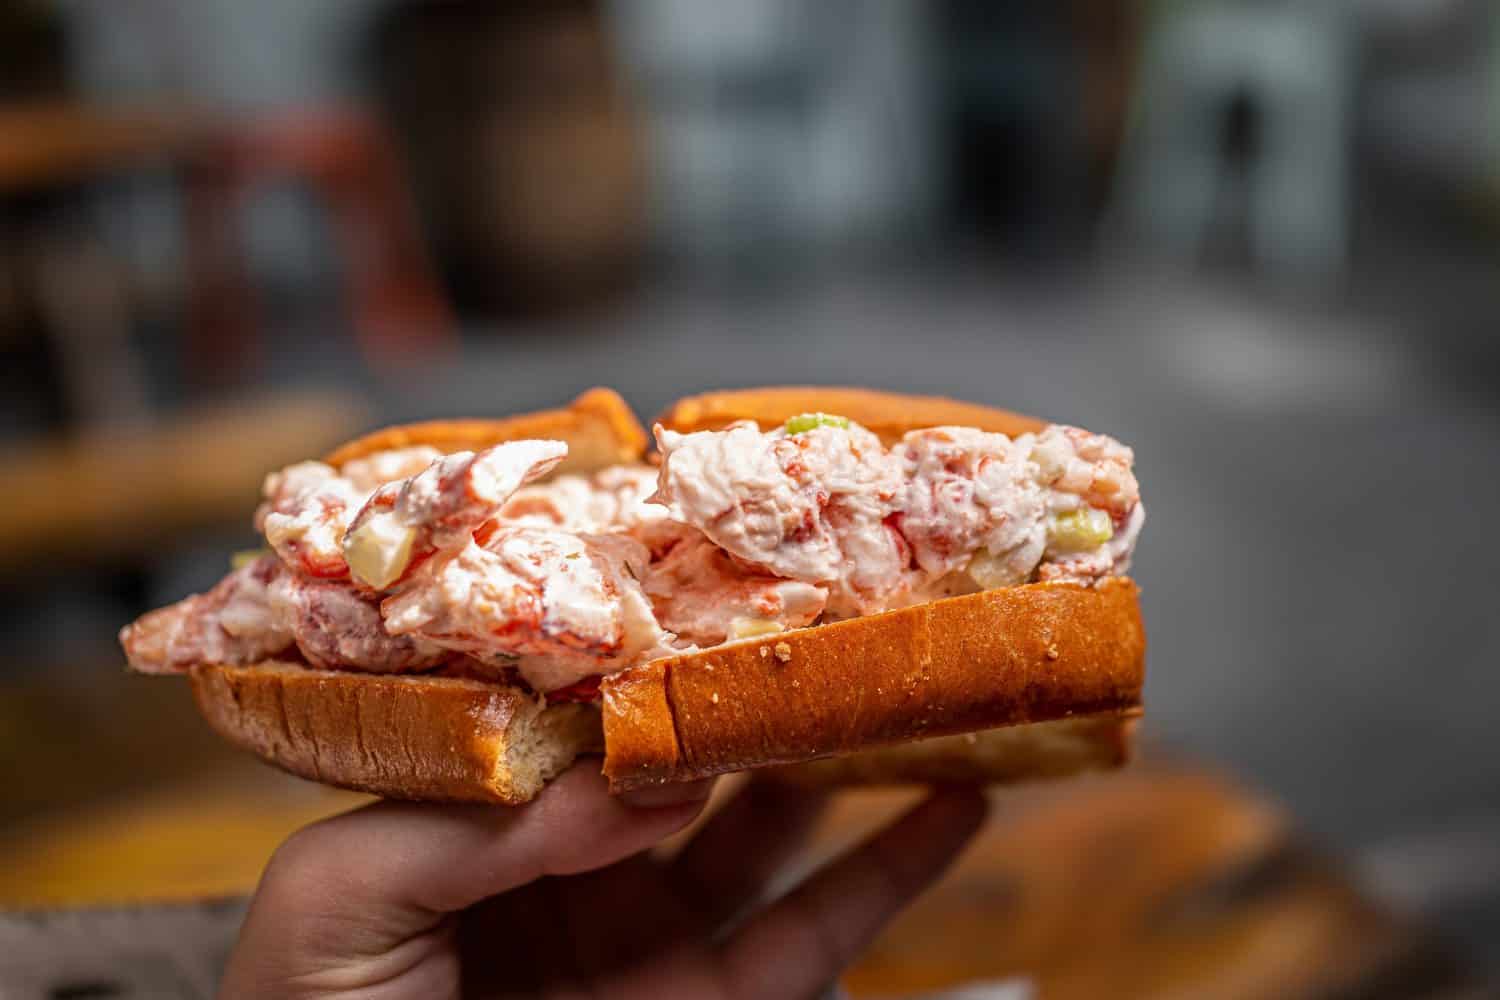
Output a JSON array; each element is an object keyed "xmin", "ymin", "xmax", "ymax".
[
  {"xmin": 1047, "ymin": 508, "xmax": 1113, "ymax": 553},
  {"xmin": 784, "ymin": 412, "xmax": 850, "ymax": 435},
  {"xmin": 966, "ymin": 550, "xmax": 1020, "ymax": 590},
  {"xmin": 345, "ymin": 518, "xmax": 417, "ymax": 590},
  {"xmin": 730, "ymin": 617, "xmax": 786, "ymax": 639}
]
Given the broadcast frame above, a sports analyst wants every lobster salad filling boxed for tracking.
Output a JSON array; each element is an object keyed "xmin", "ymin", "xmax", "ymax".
[{"xmin": 122, "ymin": 414, "xmax": 1143, "ymax": 697}]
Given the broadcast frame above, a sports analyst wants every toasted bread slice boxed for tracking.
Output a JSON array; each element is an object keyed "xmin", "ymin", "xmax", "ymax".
[
  {"xmin": 600, "ymin": 579, "xmax": 1144, "ymax": 791},
  {"xmin": 191, "ymin": 661, "xmax": 601, "ymax": 804},
  {"xmin": 168, "ymin": 386, "xmax": 1145, "ymax": 802},
  {"xmin": 324, "ymin": 387, "xmax": 647, "ymax": 477},
  {"xmin": 658, "ymin": 386, "xmax": 1046, "ymax": 445}
]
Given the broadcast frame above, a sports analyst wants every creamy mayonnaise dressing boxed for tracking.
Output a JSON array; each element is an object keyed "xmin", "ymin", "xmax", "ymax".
[
  {"xmin": 652, "ymin": 421, "xmax": 907, "ymax": 617},
  {"xmin": 895, "ymin": 427, "xmax": 1046, "ymax": 590},
  {"xmin": 257, "ymin": 462, "xmax": 366, "ymax": 579},
  {"xmin": 131, "ymin": 557, "xmax": 293, "ymax": 673},
  {"xmin": 269, "ymin": 569, "xmax": 445, "ymax": 673},
  {"xmin": 338, "ymin": 446, "xmax": 444, "ymax": 492},
  {"xmin": 501, "ymin": 465, "xmax": 664, "ymax": 532},
  {"xmin": 121, "ymin": 414, "xmax": 1143, "ymax": 694},
  {"xmin": 641, "ymin": 526, "xmax": 827, "ymax": 645},
  {"xmin": 381, "ymin": 527, "xmax": 671, "ymax": 691},
  {"xmin": 342, "ymin": 440, "xmax": 567, "ymax": 590},
  {"xmin": 655, "ymin": 419, "xmax": 1144, "ymax": 611}
]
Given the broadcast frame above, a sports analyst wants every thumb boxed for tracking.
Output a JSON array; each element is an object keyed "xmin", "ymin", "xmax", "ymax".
[{"xmin": 222, "ymin": 764, "xmax": 712, "ymax": 995}]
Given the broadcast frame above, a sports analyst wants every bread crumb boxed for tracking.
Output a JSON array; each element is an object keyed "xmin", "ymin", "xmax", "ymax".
[
  {"xmin": 791, "ymin": 679, "xmax": 800, "ymax": 688},
  {"xmin": 774, "ymin": 642, "xmax": 792, "ymax": 662},
  {"xmin": 711, "ymin": 692, "xmax": 719, "ymax": 704},
  {"xmin": 1045, "ymin": 643, "xmax": 1060, "ymax": 661},
  {"xmin": 705, "ymin": 663, "xmax": 714, "ymax": 672},
  {"xmin": 758, "ymin": 646, "xmax": 770, "ymax": 658}
]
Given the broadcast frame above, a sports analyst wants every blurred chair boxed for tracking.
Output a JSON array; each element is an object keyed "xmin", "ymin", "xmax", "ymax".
[
  {"xmin": 182, "ymin": 109, "xmax": 455, "ymax": 386},
  {"xmin": 0, "ymin": 1, "xmax": 155, "ymax": 433},
  {"xmin": 0, "ymin": 103, "xmax": 199, "ymax": 434},
  {"xmin": 0, "ymin": 103, "xmax": 450, "ymax": 426},
  {"xmin": 369, "ymin": 0, "xmax": 647, "ymax": 315},
  {"xmin": 1109, "ymin": 0, "xmax": 1357, "ymax": 289}
]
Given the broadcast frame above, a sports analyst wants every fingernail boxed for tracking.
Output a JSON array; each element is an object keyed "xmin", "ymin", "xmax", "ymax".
[{"xmin": 619, "ymin": 777, "xmax": 716, "ymax": 810}]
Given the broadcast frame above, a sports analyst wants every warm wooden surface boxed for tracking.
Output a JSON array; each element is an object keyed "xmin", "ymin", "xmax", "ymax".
[
  {"xmin": 0, "ymin": 667, "xmax": 1478, "ymax": 997},
  {"xmin": 0, "ymin": 103, "xmax": 200, "ymax": 194},
  {"xmin": 0, "ymin": 391, "xmax": 370, "ymax": 572},
  {"xmin": 836, "ymin": 774, "xmax": 1467, "ymax": 999}
]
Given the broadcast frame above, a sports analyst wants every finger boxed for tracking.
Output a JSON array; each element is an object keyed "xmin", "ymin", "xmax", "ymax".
[
  {"xmin": 232, "ymin": 765, "xmax": 714, "ymax": 981},
  {"xmin": 669, "ymin": 779, "xmax": 831, "ymax": 929},
  {"xmin": 618, "ymin": 778, "xmax": 720, "ymax": 809},
  {"xmin": 555, "ymin": 854, "xmax": 696, "ymax": 974},
  {"xmin": 719, "ymin": 788, "xmax": 987, "ymax": 1000},
  {"xmin": 309, "ymin": 765, "xmax": 712, "ymax": 912},
  {"xmin": 459, "ymin": 879, "xmax": 572, "ymax": 997}
]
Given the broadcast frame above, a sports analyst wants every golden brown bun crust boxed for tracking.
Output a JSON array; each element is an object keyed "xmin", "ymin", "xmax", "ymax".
[
  {"xmin": 324, "ymin": 387, "xmax": 648, "ymax": 475},
  {"xmin": 657, "ymin": 386, "xmax": 1046, "ymax": 445},
  {"xmin": 600, "ymin": 578, "xmax": 1145, "ymax": 791},
  {"xmin": 190, "ymin": 661, "xmax": 602, "ymax": 804},
  {"xmin": 764, "ymin": 711, "xmax": 1139, "ymax": 788}
]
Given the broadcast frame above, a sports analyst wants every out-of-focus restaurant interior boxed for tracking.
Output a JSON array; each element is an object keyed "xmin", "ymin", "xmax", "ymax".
[{"xmin": 2, "ymin": 0, "xmax": 1498, "ymax": 995}]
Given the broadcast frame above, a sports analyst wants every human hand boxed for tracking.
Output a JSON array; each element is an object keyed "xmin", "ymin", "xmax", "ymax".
[{"xmin": 220, "ymin": 764, "xmax": 986, "ymax": 999}]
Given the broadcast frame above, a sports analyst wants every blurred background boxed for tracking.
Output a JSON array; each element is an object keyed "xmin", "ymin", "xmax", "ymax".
[{"xmin": 2, "ymin": 0, "xmax": 1498, "ymax": 995}]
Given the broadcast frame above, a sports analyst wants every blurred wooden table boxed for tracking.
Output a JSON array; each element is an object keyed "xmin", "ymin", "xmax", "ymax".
[
  {"xmin": 0, "ymin": 103, "xmax": 200, "ymax": 195},
  {"xmin": 0, "ymin": 664, "xmax": 1482, "ymax": 998},
  {"xmin": 0, "ymin": 391, "xmax": 370, "ymax": 573},
  {"xmin": 0, "ymin": 100, "xmax": 454, "ymax": 399}
]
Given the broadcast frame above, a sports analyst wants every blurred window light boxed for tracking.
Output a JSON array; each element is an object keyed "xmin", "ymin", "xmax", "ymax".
[
  {"xmin": 607, "ymin": 0, "xmax": 938, "ymax": 272},
  {"xmin": 1108, "ymin": 2, "xmax": 1356, "ymax": 289}
]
